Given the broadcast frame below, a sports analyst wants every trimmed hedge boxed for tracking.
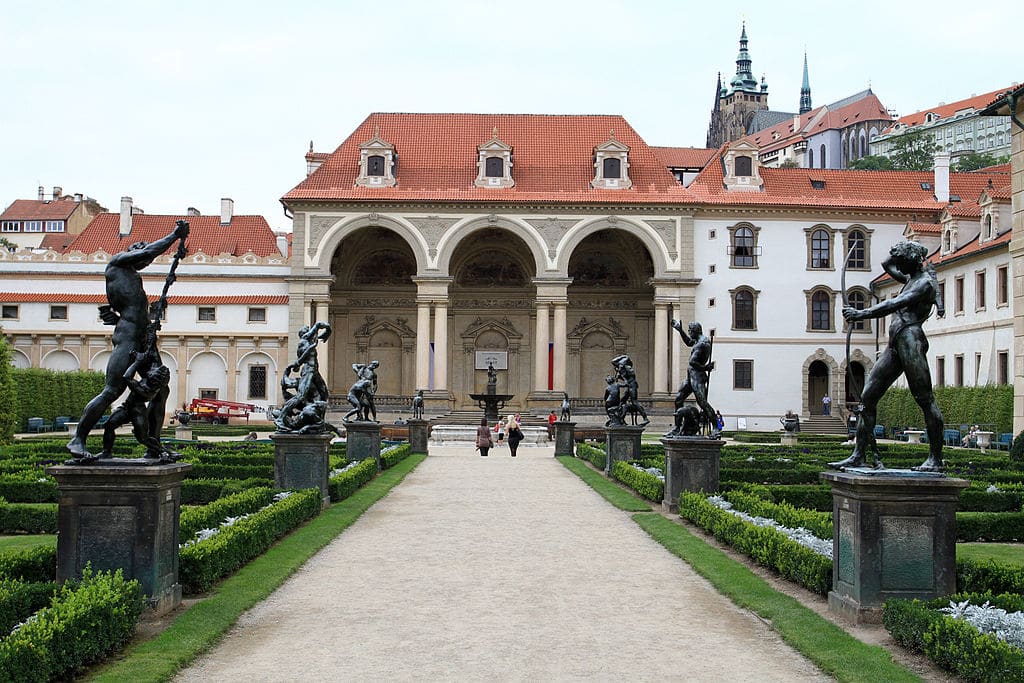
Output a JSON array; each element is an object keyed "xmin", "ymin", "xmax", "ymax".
[
  {"xmin": 956, "ymin": 512, "xmax": 1024, "ymax": 542},
  {"xmin": 0, "ymin": 568, "xmax": 145, "ymax": 683},
  {"xmin": 721, "ymin": 490, "xmax": 832, "ymax": 540},
  {"xmin": 957, "ymin": 557, "xmax": 1024, "ymax": 596},
  {"xmin": 877, "ymin": 384, "xmax": 1013, "ymax": 439},
  {"xmin": 0, "ymin": 502, "xmax": 57, "ymax": 535},
  {"xmin": 0, "ymin": 477, "xmax": 57, "ymax": 504},
  {"xmin": 329, "ymin": 459, "xmax": 377, "ymax": 503},
  {"xmin": 178, "ymin": 488, "xmax": 321, "ymax": 594},
  {"xmin": 180, "ymin": 478, "xmax": 274, "ymax": 505},
  {"xmin": 884, "ymin": 592, "xmax": 1024, "ymax": 682},
  {"xmin": 10, "ymin": 368, "xmax": 106, "ymax": 432},
  {"xmin": 0, "ymin": 545, "xmax": 57, "ymax": 583},
  {"xmin": 678, "ymin": 492, "xmax": 832, "ymax": 595},
  {"xmin": 185, "ymin": 463, "xmax": 274, "ymax": 481},
  {"xmin": 179, "ymin": 487, "xmax": 275, "ymax": 542},
  {"xmin": 380, "ymin": 444, "xmax": 411, "ymax": 470},
  {"xmin": 576, "ymin": 443, "xmax": 607, "ymax": 471},
  {"xmin": 610, "ymin": 461, "xmax": 664, "ymax": 502},
  {"xmin": 0, "ymin": 579, "xmax": 56, "ymax": 637}
]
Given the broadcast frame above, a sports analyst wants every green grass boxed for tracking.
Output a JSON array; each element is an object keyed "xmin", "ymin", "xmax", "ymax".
[
  {"xmin": 87, "ymin": 454, "xmax": 426, "ymax": 682},
  {"xmin": 633, "ymin": 514, "xmax": 919, "ymax": 683},
  {"xmin": 957, "ymin": 542, "xmax": 1024, "ymax": 566},
  {"xmin": 556, "ymin": 456, "xmax": 652, "ymax": 511},
  {"xmin": 0, "ymin": 534, "xmax": 56, "ymax": 553}
]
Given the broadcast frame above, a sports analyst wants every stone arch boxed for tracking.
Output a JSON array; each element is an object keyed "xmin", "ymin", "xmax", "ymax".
[
  {"xmin": 801, "ymin": 348, "xmax": 840, "ymax": 416},
  {"xmin": 90, "ymin": 349, "xmax": 112, "ymax": 372},
  {"xmin": 41, "ymin": 349, "xmax": 79, "ymax": 371},
  {"xmin": 840, "ymin": 348, "xmax": 874, "ymax": 408},
  {"xmin": 435, "ymin": 215, "xmax": 547, "ymax": 276},
  {"xmin": 352, "ymin": 316, "xmax": 416, "ymax": 396},
  {"xmin": 311, "ymin": 213, "xmax": 430, "ymax": 275},
  {"xmin": 460, "ymin": 316, "xmax": 522, "ymax": 395},
  {"xmin": 9, "ymin": 349, "xmax": 30, "ymax": 369},
  {"xmin": 188, "ymin": 351, "xmax": 228, "ymax": 402},
  {"xmin": 568, "ymin": 317, "xmax": 628, "ymax": 398},
  {"xmin": 556, "ymin": 216, "xmax": 670, "ymax": 277},
  {"xmin": 236, "ymin": 351, "xmax": 276, "ymax": 405}
]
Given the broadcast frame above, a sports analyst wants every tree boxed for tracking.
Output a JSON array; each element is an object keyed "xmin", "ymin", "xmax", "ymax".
[
  {"xmin": 779, "ymin": 158, "xmax": 800, "ymax": 169},
  {"xmin": 889, "ymin": 128, "xmax": 939, "ymax": 171},
  {"xmin": 848, "ymin": 155, "xmax": 894, "ymax": 171},
  {"xmin": 953, "ymin": 152, "xmax": 1010, "ymax": 172},
  {"xmin": 0, "ymin": 329, "xmax": 16, "ymax": 443}
]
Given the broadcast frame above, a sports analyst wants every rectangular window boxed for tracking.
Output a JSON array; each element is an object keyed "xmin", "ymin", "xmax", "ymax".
[
  {"xmin": 247, "ymin": 306, "xmax": 267, "ymax": 323},
  {"xmin": 975, "ymin": 353, "xmax": 982, "ymax": 385},
  {"xmin": 199, "ymin": 388, "xmax": 218, "ymax": 400},
  {"xmin": 954, "ymin": 355, "xmax": 964, "ymax": 387},
  {"xmin": 954, "ymin": 276, "xmax": 964, "ymax": 314},
  {"xmin": 1, "ymin": 304, "xmax": 18, "ymax": 319},
  {"xmin": 733, "ymin": 359, "xmax": 753, "ymax": 390},
  {"xmin": 44, "ymin": 221, "xmax": 64, "ymax": 233},
  {"xmin": 49, "ymin": 304, "xmax": 68, "ymax": 320},
  {"xmin": 997, "ymin": 265, "xmax": 1009, "ymax": 306},
  {"xmin": 936, "ymin": 357, "xmax": 945, "ymax": 387},
  {"xmin": 23, "ymin": 221, "xmax": 42, "ymax": 233},
  {"xmin": 248, "ymin": 365, "xmax": 267, "ymax": 399},
  {"xmin": 938, "ymin": 281, "xmax": 946, "ymax": 311},
  {"xmin": 998, "ymin": 351, "xmax": 1009, "ymax": 385},
  {"xmin": 976, "ymin": 271, "xmax": 986, "ymax": 310},
  {"xmin": 0, "ymin": 221, "xmax": 19, "ymax": 233},
  {"xmin": 198, "ymin": 306, "xmax": 216, "ymax": 322}
]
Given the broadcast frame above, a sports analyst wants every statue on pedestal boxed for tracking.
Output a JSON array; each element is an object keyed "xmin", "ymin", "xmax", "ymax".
[
  {"xmin": 486, "ymin": 362, "xmax": 497, "ymax": 391},
  {"xmin": 412, "ymin": 389, "xmax": 424, "ymax": 420},
  {"xmin": 829, "ymin": 241, "xmax": 945, "ymax": 472},
  {"xmin": 611, "ymin": 354, "xmax": 649, "ymax": 427},
  {"xmin": 560, "ymin": 392, "xmax": 571, "ymax": 422},
  {"xmin": 67, "ymin": 220, "xmax": 190, "ymax": 464},
  {"xmin": 344, "ymin": 360, "xmax": 380, "ymax": 423},
  {"xmin": 667, "ymin": 320, "xmax": 719, "ymax": 438},
  {"xmin": 604, "ymin": 375, "xmax": 624, "ymax": 427},
  {"xmin": 273, "ymin": 322, "xmax": 341, "ymax": 436}
]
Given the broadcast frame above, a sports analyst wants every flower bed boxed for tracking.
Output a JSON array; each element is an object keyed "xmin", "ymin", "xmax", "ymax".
[
  {"xmin": 576, "ymin": 443, "xmax": 607, "ymax": 471},
  {"xmin": 610, "ymin": 461, "xmax": 663, "ymax": 502},
  {"xmin": 179, "ymin": 487, "xmax": 275, "ymax": 543},
  {"xmin": 380, "ymin": 443, "xmax": 411, "ymax": 470},
  {"xmin": 329, "ymin": 459, "xmax": 377, "ymax": 502},
  {"xmin": 0, "ymin": 579, "xmax": 56, "ymax": 636}
]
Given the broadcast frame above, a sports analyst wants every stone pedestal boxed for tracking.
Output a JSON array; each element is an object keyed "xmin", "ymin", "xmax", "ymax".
[
  {"xmin": 554, "ymin": 421, "xmax": 576, "ymax": 457},
  {"xmin": 175, "ymin": 425, "xmax": 192, "ymax": 441},
  {"xmin": 46, "ymin": 461, "xmax": 192, "ymax": 616},
  {"xmin": 270, "ymin": 432, "xmax": 332, "ymax": 507},
  {"xmin": 821, "ymin": 469, "xmax": 969, "ymax": 624},
  {"xmin": 346, "ymin": 421, "xmax": 382, "ymax": 470},
  {"xmin": 604, "ymin": 425, "xmax": 645, "ymax": 474},
  {"xmin": 661, "ymin": 437, "xmax": 724, "ymax": 511},
  {"xmin": 407, "ymin": 419, "xmax": 429, "ymax": 454},
  {"xmin": 780, "ymin": 432, "xmax": 798, "ymax": 446}
]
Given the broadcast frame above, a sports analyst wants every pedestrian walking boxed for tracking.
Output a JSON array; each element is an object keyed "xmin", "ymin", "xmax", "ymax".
[
  {"xmin": 476, "ymin": 417, "xmax": 493, "ymax": 457},
  {"xmin": 496, "ymin": 417, "xmax": 506, "ymax": 446},
  {"xmin": 507, "ymin": 414, "xmax": 523, "ymax": 457},
  {"xmin": 822, "ymin": 394, "xmax": 832, "ymax": 416}
]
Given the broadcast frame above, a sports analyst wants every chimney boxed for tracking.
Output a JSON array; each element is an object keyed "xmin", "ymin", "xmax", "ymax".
[
  {"xmin": 119, "ymin": 196, "xmax": 133, "ymax": 236},
  {"xmin": 933, "ymin": 152, "xmax": 950, "ymax": 204},
  {"xmin": 187, "ymin": 207, "xmax": 200, "ymax": 216},
  {"xmin": 73, "ymin": 193, "xmax": 82, "ymax": 203},
  {"xmin": 38, "ymin": 185, "xmax": 44, "ymax": 201},
  {"xmin": 276, "ymin": 234, "xmax": 289, "ymax": 257},
  {"xmin": 792, "ymin": 114, "xmax": 801, "ymax": 132},
  {"xmin": 220, "ymin": 197, "xmax": 234, "ymax": 225},
  {"xmin": 52, "ymin": 186, "xmax": 62, "ymax": 200}
]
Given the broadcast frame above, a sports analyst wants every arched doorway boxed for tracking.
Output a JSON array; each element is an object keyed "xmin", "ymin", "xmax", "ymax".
[
  {"xmin": 808, "ymin": 360, "xmax": 829, "ymax": 415},
  {"xmin": 845, "ymin": 361, "xmax": 865, "ymax": 405}
]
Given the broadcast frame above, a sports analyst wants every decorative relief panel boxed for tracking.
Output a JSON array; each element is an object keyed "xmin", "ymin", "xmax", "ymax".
[
  {"xmin": 408, "ymin": 215, "xmax": 458, "ymax": 260},
  {"xmin": 647, "ymin": 219, "xmax": 678, "ymax": 260},
  {"xmin": 452, "ymin": 298, "xmax": 533, "ymax": 309},
  {"xmin": 346, "ymin": 298, "xmax": 414, "ymax": 308},
  {"xmin": 307, "ymin": 215, "xmax": 339, "ymax": 256},
  {"xmin": 525, "ymin": 218, "xmax": 574, "ymax": 260}
]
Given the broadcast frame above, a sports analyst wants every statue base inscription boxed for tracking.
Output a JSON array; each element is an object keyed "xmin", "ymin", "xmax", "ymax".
[
  {"xmin": 821, "ymin": 470, "xmax": 968, "ymax": 623},
  {"xmin": 604, "ymin": 425, "xmax": 645, "ymax": 474},
  {"xmin": 271, "ymin": 432, "xmax": 333, "ymax": 508},
  {"xmin": 407, "ymin": 419, "xmax": 429, "ymax": 455},
  {"xmin": 554, "ymin": 421, "xmax": 576, "ymax": 457},
  {"xmin": 346, "ymin": 421, "xmax": 382, "ymax": 471},
  {"xmin": 46, "ymin": 461, "xmax": 192, "ymax": 616},
  {"xmin": 661, "ymin": 437, "xmax": 724, "ymax": 511}
]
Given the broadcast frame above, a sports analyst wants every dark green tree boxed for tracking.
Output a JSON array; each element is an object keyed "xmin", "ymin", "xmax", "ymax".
[
  {"xmin": 848, "ymin": 155, "xmax": 894, "ymax": 171},
  {"xmin": 889, "ymin": 128, "xmax": 939, "ymax": 171},
  {"xmin": 953, "ymin": 152, "xmax": 1010, "ymax": 172},
  {"xmin": 778, "ymin": 158, "xmax": 800, "ymax": 169},
  {"xmin": 0, "ymin": 329, "xmax": 16, "ymax": 442}
]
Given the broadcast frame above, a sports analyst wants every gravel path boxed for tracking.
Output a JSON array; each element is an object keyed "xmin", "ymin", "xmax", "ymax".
[{"xmin": 176, "ymin": 446, "xmax": 829, "ymax": 682}]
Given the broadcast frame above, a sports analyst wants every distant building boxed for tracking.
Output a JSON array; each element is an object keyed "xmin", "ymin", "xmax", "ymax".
[
  {"xmin": 706, "ymin": 24, "xmax": 769, "ymax": 148},
  {"xmin": 870, "ymin": 86, "xmax": 1015, "ymax": 164},
  {"xmin": 0, "ymin": 186, "xmax": 104, "ymax": 252}
]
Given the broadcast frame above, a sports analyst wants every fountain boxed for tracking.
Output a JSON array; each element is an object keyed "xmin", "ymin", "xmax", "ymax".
[{"xmin": 467, "ymin": 362, "xmax": 514, "ymax": 422}]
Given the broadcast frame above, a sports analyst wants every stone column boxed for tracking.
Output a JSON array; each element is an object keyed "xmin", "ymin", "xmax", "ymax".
[
  {"xmin": 653, "ymin": 302, "xmax": 669, "ymax": 395},
  {"xmin": 671, "ymin": 303, "xmax": 683, "ymax": 391},
  {"xmin": 226, "ymin": 338, "xmax": 238, "ymax": 403},
  {"xmin": 534, "ymin": 302, "xmax": 550, "ymax": 392},
  {"xmin": 433, "ymin": 302, "xmax": 448, "ymax": 391},
  {"xmin": 315, "ymin": 301, "xmax": 331, "ymax": 388},
  {"xmin": 552, "ymin": 301, "xmax": 567, "ymax": 392},
  {"xmin": 415, "ymin": 300, "xmax": 431, "ymax": 390}
]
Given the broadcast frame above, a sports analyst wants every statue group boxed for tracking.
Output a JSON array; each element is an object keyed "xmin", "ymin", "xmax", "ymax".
[
  {"xmin": 667, "ymin": 320, "xmax": 720, "ymax": 438},
  {"xmin": 344, "ymin": 360, "xmax": 380, "ymax": 423},
  {"xmin": 273, "ymin": 322, "xmax": 342, "ymax": 437},
  {"xmin": 604, "ymin": 355, "xmax": 649, "ymax": 427}
]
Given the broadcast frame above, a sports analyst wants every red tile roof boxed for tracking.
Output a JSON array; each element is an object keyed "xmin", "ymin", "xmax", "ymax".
[
  {"xmin": 0, "ymin": 198, "xmax": 79, "ymax": 222},
  {"xmin": 67, "ymin": 214, "xmax": 279, "ymax": 257},
  {"xmin": 38, "ymin": 233, "xmax": 77, "ymax": 252},
  {"xmin": 651, "ymin": 146, "xmax": 717, "ymax": 168},
  {"xmin": 742, "ymin": 93, "xmax": 891, "ymax": 154},
  {"xmin": 283, "ymin": 113, "xmax": 688, "ymax": 205},
  {"xmin": 883, "ymin": 87, "xmax": 1010, "ymax": 132},
  {"xmin": 906, "ymin": 222, "xmax": 941, "ymax": 234},
  {"xmin": 0, "ymin": 293, "xmax": 288, "ymax": 305}
]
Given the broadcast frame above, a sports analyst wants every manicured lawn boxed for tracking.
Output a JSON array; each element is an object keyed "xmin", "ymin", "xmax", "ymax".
[
  {"xmin": 557, "ymin": 456, "xmax": 652, "ymax": 511},
  {"xmin": 0, "ymin": 534, "xmax": 56, "ymax": 553},
  {"xmin": 957, "ymin": 542, "xmax": 1024, "ymax": 566}
]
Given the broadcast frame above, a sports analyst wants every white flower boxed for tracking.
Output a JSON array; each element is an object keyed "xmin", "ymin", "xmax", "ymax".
[
  {"xmin": 939, "ymin": 600, "xmax": 1024, "ymax": 651},
  {"xmin": 707, "ymin": 496, "xmax": 833, "ymax": 560},
  {"xmin": 986, "ymin": 484, "xmax": 1001, "ymax": 493}
]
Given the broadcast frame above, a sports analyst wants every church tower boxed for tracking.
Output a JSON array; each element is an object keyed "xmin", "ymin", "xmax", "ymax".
[
  {"xmin": 706, "ymin": 23, "xmax": 769, "ymax": 148},
  {"xmin": 799, "ymin": 52, "xmax": 812, "ymax": 114}
]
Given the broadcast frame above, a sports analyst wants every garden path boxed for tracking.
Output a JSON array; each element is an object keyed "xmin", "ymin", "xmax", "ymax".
[{"xmin": 175, "ymin": 446, "xmax": 829, "ymax": 681}]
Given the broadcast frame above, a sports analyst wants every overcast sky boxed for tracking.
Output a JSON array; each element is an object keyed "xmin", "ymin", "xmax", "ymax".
[{"xmin": 2, "ymin": 0, "xmax": 1019, "ymax": 231}]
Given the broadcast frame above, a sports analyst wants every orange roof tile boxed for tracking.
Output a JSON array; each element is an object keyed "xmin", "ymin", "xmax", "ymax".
[
  {"xmin": 0, "ymin": 293, "xmax": 288, "ymax": 305},
  {"xmin": 906, "ymin": 222, "xmax": 941, "ymax": 234},
  {"xmin": 884, "ymin": 87, "xmax": 1010, "ymax": 132},
  {"xmin": 0, "ymin": 198, "xmax": 79, "ymax": 222},
  {"xmin": 67, "ymin": 214, "xmax": 279, "ymax": 257},
  {"xmin": 742, "ymin": 93, "xmax": 891, "ymax": 154},
  {"xmin": 283, "ymin": 113, "xmax": 689, "ymax": 205},
  {"xmin": 38, "ymin": 233, "xmax": 77, "ymax": 252},
  {"xmin": 651, "ymin": 146, "xmax": 717, "ymax": 168}
]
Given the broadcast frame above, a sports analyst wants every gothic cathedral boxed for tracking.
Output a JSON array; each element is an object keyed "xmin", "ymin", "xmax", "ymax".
[{"xmin": 706, "ymin": 24, "xmax": 769, "ymax": 148}]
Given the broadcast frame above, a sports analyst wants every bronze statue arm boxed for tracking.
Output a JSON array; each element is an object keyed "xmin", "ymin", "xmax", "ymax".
[
  {"xmin": 671, "ymin": 319, "xmax": 694, "ymax": 346},
  {"xmin": 109, "ymin": 223, "xmax": 189, "ymax": 268},
  {"xmin": 843, "ymin": 278, "xmax": 931, "ymax": 321},
  {"xmin": 881, "ymin": 256, "xmax": 910, "ymax": 284}
]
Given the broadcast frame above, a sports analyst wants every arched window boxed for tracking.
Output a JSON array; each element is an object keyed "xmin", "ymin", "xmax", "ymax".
[
  {"xmin": 485, "ymin": 157, "xmax": 504, "ymax": 178},
  {"xmin": 811, "ymin": 290, "xmax": 831, "ymax": 330},
  {"xmin": 847, "ymin": 289, "xmax": 868, "ymax": 331},
  {"xmin": 808, "ymin": 148, "xmax": 814, "ymax": 168},
  {"xmin": 367, "ymin": 155, "xmax": 385, "ymax": 176},
  {"xmin": 859, "ymin": 134, "xmax": 867, "ymax": 158},
  {"xmin": 731, "ymin": 226, "xmax": 757, "ymax": 267},
  {"xmin": 602, "ymin": 157, "xmax": 621, "ymax": 179},
  {"xmin": 811, "ymin": 228, "xmax": 831, "ymax": 268},
  {"xmin": 735, "ymin": 155, "xmax": 752, "ymax": 176},
  {"xmin": 985, "ymin": 214, "xmax": 994, "ymax": 240},
  {"xmin": 819, "ymin": 144, "xmax": 827, "ymax": 169},
  {"xmin": 732, "ymin": 288, "xmax": 756, "ymax": 330},
  {"xmin": 846, "ymin": 229, "xmax": 867, "ymax": 269}
]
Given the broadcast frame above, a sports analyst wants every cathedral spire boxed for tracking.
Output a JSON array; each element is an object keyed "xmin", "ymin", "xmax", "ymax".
[
  {"xmin": 730, "ymin": 22, "xmax": 759, "ymax": 93},
  {"xmin": 799, "ymin": 51, "xmax": 812, "ymax": 114},
  {"xmin": 712, "ymin": 71, "xmax": 722, "ymax": 110}
]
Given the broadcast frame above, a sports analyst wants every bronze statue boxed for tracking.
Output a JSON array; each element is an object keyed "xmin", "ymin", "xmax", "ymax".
[
  {"xmin": 611, "ymin": 354, "xmax": 649, "ymax": 427},
  {"xmin": 667, "ymin": 320, "xmax": 719, "ymax": 438},
  {"xmin": 344, "ymin": 360, "xmax": 379, "ymax": 423},
  {"xmin": 830, "ymin": 241, "xmax": 945, "ymax": 471},
  {"xmin": 560, "ymin": 392, "xmax": 571, "ymax": 422},
  {"xmin": 412, "ymin": 389, "xmax": 424, "ymax": 420},
  {"xmin": 67, "ymin": 220, "xmax": 190, "ymax": 463},
  {"xmin": 273, "ymin": 322, "xmax": 341, "ymax": 436},
  {"xmin": 604, "ymin": 375, "xmax": 625, "ymax": 427},
  {"xmin": 486, "ymin": 362, "xmax": 497, "ymax": 389},
  {"xmin": 677, "ymin": 404, "xmax": 702, "ymax": 436}
]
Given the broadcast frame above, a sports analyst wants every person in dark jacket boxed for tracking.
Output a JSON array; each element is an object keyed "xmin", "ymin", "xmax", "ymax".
[
  {"xmin": 507, "ymin": 415, "xmax": 523, "ymax": 457},
  {"xmin": 476, "ymin": 417, "xmax": 493, "ymax": 457}
]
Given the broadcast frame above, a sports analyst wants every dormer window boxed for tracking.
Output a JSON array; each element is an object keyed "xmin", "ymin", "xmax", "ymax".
[
  {"xmin": 735, "ymin": 156, "xmax": 752, "ymax": 176},
  {"xmin": 722, "ymin": 140, "xmax": 763, "ymax": 192},
  {"xmin": 475, "ymin": 127, "xmax": 514, "ymax": 189},
  {"xmin": 591, "ymin": 132, "xmax": 631, "ymax": 190},
  {"xmin": 942, "ymin": 226, "xmax": 957, "ymax": 255},
  {"xmin": 355, "ymin": 126, "xmax": 397, "ymax": 188}
]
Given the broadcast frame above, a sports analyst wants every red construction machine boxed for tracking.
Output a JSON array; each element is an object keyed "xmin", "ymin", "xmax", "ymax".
[{"xmin": 179, "ymin": 398, "xmax": 263, "ymax": 425}]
